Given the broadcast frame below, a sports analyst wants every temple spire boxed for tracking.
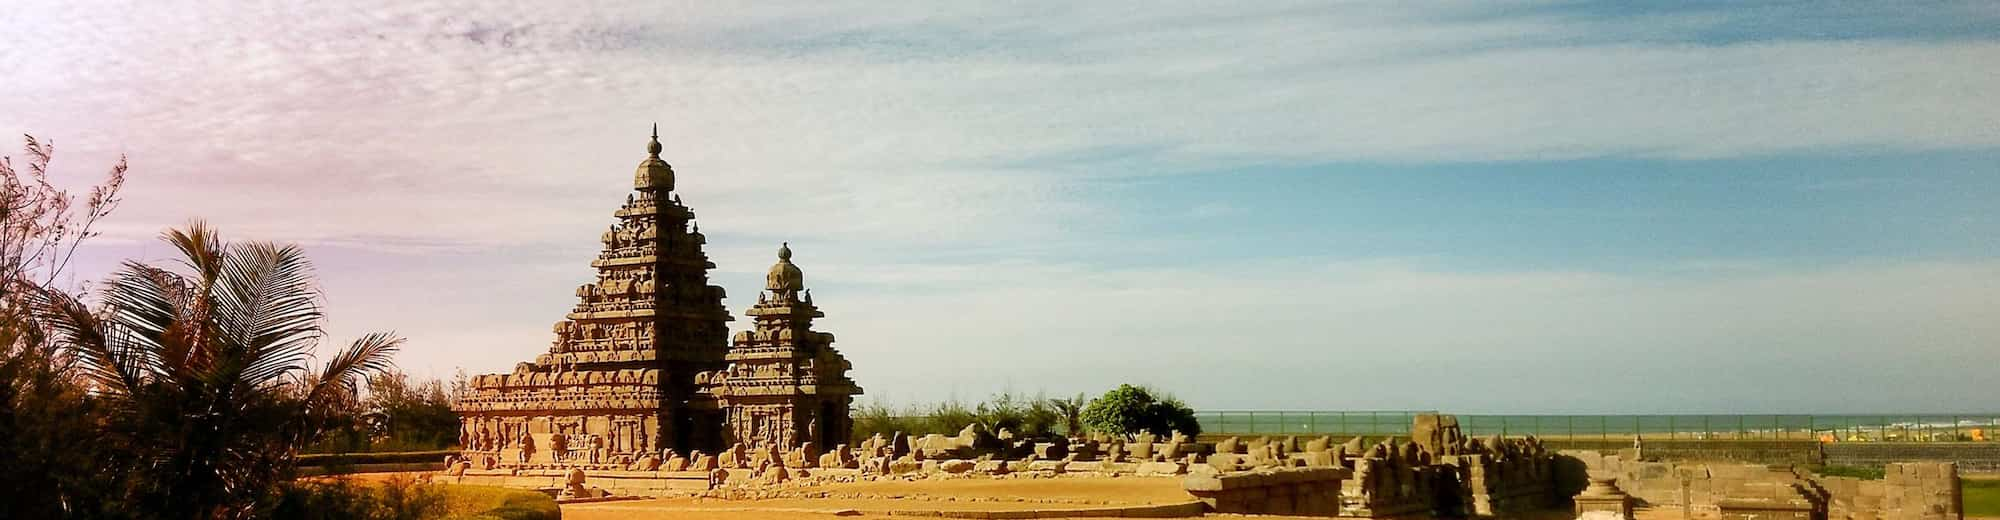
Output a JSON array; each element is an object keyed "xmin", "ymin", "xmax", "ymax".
[
  {"xmin": 635, "ymin": 123, "xmax": 673, "ymax": 190},
  {"xmin": 646, "ymin": 123, "xmax": 663, "ymax": 157},
  {"xmin": 766, "ymin": 242, "xmax": 804, "ymax": 292}
]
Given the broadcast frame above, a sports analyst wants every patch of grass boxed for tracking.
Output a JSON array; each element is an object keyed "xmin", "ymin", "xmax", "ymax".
[
  {"xmin": 1964, "ymin": 478, "xmax": 2000, "ymax": 518},
  {"xmin": 439, "ymin": 484, "xmax": 560, "ymax": 520},
  {"xmin": 1815, "ymin": 465, "xmax": 1886, "ymax": 480}
]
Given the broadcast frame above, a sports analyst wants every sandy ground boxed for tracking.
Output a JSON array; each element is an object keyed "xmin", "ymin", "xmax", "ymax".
[{"xmin": 564, "ymin": 476, "xmax": 1197, "ymax": 519}]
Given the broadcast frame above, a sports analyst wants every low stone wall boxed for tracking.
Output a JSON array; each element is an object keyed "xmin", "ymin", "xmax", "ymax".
[
  {"xmin": 1825, "ymin": 444, "xmax": 2000, "ymax": 474},
  {"xmin": 1548, "ymin": 440, "xmax": 1824, "ymax": 466},
  {"xmin": 1817, "ymin": 463, "xmax": 1962, "ymax": 520},
  {"xmin": 1339, "ymin": 446, "xmax": 1438, "ymax": 518},
  {"xmin": 447, "ymin": 468, "xmax": 713, "ymax": 496},
  {"xmin": 1183, "ymin": 467, "xmax": 1350, "ymax": 517},
  {"xmin": 1562, "ymin": 451, "xmax": 1959, "ymax": 520},
  {"xmin": 1545, "ymin": 441, "xmax": 2000, "ymax": 474},
  {"xmin": 1564, "ymin": 451, "xmax": 1820, "ymax": 512},
  {"xmin": 297, "ymin": 462, "xmax": 445, "ymax": 476},
  {"xmin": 1442, "ymin": 451, "xmax": 1557, "ymax": 517}
]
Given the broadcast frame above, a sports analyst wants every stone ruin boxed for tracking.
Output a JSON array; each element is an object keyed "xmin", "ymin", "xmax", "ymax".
[
  {"xmin": 450, "ymin": 127, "xmax": 862, "ymax": 473},
  {"xmin": 1187, "ymin": 413, "xmax": 1559, "ymax": 518},
  {"xmin": 1185, "ymin": 414, "xmax": 1960, "ymax": 520},
  {"xmin": 1566, "ymin": 448, "xmax": 1962, "ymax": 520}
]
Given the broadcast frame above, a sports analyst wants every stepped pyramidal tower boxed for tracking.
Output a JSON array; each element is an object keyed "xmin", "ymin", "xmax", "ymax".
[
  {"xmin": 713, "ymin": 242, "xmax": 862, "ymax": 450},
  {"xmin": 453, "ymin": 127, "xmax": 860, "ymax": 469}
]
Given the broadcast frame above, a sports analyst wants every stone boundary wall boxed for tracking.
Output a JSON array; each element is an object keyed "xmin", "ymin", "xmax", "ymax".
[
  {"xmin": 449, "ymin": 459, "xmax": 1194, "ymax": 497},
  {"xmin": 1548, "ymin": 440, "xmax": 1824, "ymax": 466},
  {"xmin": 297, "ymin": 462, "xmax": 446, "ymax": 476},
  {"xmin": 1442, "ymin": 452, "xmax": 1557, "ymax": 517},
  {"xmin": 1825, "ymin": 444, "xmax": 2000, "ymax": 474},
  {"xmin": 1554, "ymin": 439, "xmax": 2000, "ymax": 473},
  {"xmin": 593, "ymin": 500, "xmax": 1208, "ymax": 519},
  {"xmin": 450, "ymin": 469, "xmax": 714, "ymax": 496},
  {"xmin": 1183, "ymin": 467, "xmax": 1350, "ymax": 517},
  {"xmin": 1561, "ymin": 451, "xmax": 1960, "ymax": 520},
  {"xmin": 1817, "ymin": 463, "xmax": 1963, "ymax": 520}
]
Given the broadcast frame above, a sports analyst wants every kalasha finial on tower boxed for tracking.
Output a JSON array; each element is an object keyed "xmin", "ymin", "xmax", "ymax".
[
  {"xmin": 634, "ymin": 123, "xmax": 673, "ymax": 191},
  {"xmin": 767, "ymin": 242, "xmax": 803, "ymax": 291}
]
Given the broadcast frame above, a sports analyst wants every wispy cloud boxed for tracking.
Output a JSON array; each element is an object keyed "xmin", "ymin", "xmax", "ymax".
[
  {"xmin": 7, "ymin": 1, "xmax": 1995, "ymax": 249},
  {"xmin": 6, "ymin": 1, "xmax": 1997, "ymax": 411}
]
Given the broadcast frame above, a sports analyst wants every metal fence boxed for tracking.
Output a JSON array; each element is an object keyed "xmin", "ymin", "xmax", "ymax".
[{"xmin": 1195, "ymin": 411, "xmax": 2000, "ymax": 442}]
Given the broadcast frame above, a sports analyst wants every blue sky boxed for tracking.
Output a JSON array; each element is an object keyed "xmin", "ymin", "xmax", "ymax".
[{"xmin": 3, "ymin": 1, "xmax": 1997, "ymax": 413}]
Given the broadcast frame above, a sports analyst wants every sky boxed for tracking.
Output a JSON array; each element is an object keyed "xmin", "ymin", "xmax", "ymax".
[{"xmin": 3, "ymin": 1, "xmax": 1997, "ymax": 414}]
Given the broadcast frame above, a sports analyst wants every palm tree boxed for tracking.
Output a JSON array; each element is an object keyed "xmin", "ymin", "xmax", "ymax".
[
  {"xmin": 1051, "ymin": 393, "xmax": 1088, "ymax": 437},
  {"xmin": 34, "ymin": 222, "xmax": 402, "ymax": 518}
]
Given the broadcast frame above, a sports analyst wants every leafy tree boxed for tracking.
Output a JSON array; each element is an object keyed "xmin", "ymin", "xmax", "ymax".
[
  {"xmin": 0, "ymin": 133, "xmax": 132, "ymax": 518},
  {"xmin": 315, "ymin": 370, "xmax": 459, "ymax": 452},
  {"xmin": 1079, "ymin": 384, "xmax": 1202, "ymax": 438},
  {"xmin": 34, "ymin": 222, "xmax": 404, "ymax": 518}
]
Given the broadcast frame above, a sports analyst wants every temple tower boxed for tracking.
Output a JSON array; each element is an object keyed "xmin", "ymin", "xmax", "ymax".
[
  {"xmin": 454, "ymin": 126, "xmax": 734, "ymax": 464},
  {"xmin": 713, "ymin": 243, "xmax": 863, "ymax": 449}
]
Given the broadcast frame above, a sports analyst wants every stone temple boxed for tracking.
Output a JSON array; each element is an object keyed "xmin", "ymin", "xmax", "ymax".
[{"xmin": 452, "ymin": 127, "xmax": 861, "ymax": 468}]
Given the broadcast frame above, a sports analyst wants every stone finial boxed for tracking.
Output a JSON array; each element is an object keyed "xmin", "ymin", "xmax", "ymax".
[
  {"xmin": 634, "ymin": 124, "xmax": 674, "ymax": 191},
  {"xmin": 766, "ymin": 242, "xmax": 805, "ymax": 291}
]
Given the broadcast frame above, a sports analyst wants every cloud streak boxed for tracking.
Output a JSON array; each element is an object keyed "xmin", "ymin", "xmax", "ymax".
[{"xmin": 6, "ymin": 1, "xmax": 1997, "ymax": 412}]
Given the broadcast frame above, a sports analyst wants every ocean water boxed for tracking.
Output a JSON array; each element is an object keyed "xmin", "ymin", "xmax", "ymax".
[{"xmin": 1194, "ymin": 411, "xmax": 2000, "ymax": 441}]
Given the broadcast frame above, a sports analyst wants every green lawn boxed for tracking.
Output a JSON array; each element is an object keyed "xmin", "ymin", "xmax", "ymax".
[
  {"xmin": 439, "ymin": 484, "xmax": 559, "ymax": 520},
  {"xmin": 1966, "ymin": 477, "xmax": 2000, "ymax": 518}
]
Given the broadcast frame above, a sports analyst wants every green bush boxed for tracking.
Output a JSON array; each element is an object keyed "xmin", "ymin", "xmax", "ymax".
[
  {"xmin": 851, "ymin": 391, "xmax": 1071, "ymax": 442},
  {"xmin": 263, "ymin": 477, "xmax": 447, "ymax": 520},
  {"xmin": 311, "ymin": 370, "xmax": 462, "ymax": 453},
  {"xmin": 1079, "ymin": 384, "xmax": 1202, "ymax": 438}
]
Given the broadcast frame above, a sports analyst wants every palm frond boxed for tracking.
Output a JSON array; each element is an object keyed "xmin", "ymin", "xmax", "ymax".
[
  {"xmin": 27, "ymin": 284, "xmax": 142, "ymax": 397},
  {"xmin": 305, "ymin": 332, "xmax": 401, "ymax": 409},
  {"xmin": 218, "ymin": 241, "xmax": 324, "ymax": 389},
  {"xmin": 163, "ymin": 220, "xmax": 224, "ymax": 284},
  {"xmin": 104, "ymin": 262, "xmax": 205, "ymax": 379}
]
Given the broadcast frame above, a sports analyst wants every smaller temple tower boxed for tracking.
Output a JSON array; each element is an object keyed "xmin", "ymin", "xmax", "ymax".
[{"xmin": 712, "ymin": 243, "xmax": 863, "ymax": 449}]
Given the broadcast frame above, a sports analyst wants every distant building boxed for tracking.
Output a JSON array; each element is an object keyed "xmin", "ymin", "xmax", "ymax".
[{"xmin": 452, "ymin": 127, "xmax": 860, "ymax": 467}]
